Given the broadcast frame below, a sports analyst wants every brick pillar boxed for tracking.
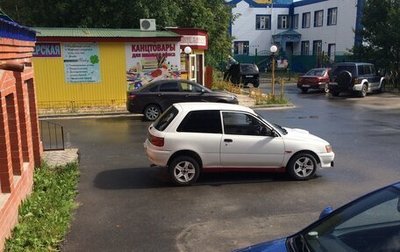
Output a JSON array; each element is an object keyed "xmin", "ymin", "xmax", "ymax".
[
  {"xmin": 27, "ymin": 79, "xmax": 41, "ymax": 167},
  {"xmin": 6, "ymin": 94, "xmax": 22, "ymax": 175},
  {"xmin": 205, "ymin": 66, "xmax": 213, "ymax": 89},
  {"xmin": 0, "ymin": 97, "xmax": 13, "ymax": 193},
  {"xmin": 14, "ymin": 72, "xmax": 30, "ymax": 162}
]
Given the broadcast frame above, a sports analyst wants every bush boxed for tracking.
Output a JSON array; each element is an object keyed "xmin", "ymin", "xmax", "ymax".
[{"xmin": 5, "ymin": 162, "xmax": 79, "ymax": 252}]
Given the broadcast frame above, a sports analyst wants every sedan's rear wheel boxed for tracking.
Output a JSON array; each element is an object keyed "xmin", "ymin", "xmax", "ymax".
[
  {"xmin": 287, "ymin": 153, "xmax": 317, "ymax": 180},
  {"xmin": 143, "ymin": 104, "xmax": 161, "ymax": 121},
  {"xmin": 169, "ymin": 156, "xmax": 200, "ymax": 186}
]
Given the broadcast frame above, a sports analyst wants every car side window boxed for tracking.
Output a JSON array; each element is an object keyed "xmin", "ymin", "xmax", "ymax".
[
  {"xmin": 358, "ymin": 65, "xmax": 364, "ymax": 75},
  {"xmin": 148, "ymin": 85, "xmax": 159, "ymax": 92},
  {"xmin": 159, "ymin": 82, "xmax": 179, "ymax": 92},
  {"xmin": 177, "ymin": 110, "xmax": 222, "ymax": 133},
  {"xmin": 179, "ymin": 82, "xmax": 202, "ymax": 93},
  {"xmin": 222, "ymin": 112, "xmax": 266, "ymax": 136}
]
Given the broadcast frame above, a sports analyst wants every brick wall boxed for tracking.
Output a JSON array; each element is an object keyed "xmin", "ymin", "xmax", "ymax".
[{"xmin": 0, "ymin": 19, "xmax": 40, "ymax": 251}]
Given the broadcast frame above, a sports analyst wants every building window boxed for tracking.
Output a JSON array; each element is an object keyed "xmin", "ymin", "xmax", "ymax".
[
  {"xmin": 256, "ymin": 15, "xmax": 271, "ymax": 30},
  {"xmin": 234, "ymin": 41, "xmax": 249, "ymax": 55},
  {"xmin": 292, "ymin": 14, "xmax": 299, "ymax": 29},
  {"xmin": 314, "ymin": 10, "xmax": 323, "ymax": 27},
  {"xmin": 328, "ymin": 43, "xmax": 336, "ymax": 61},
  {"xmin": 327, "ymin": 8, "xmax": 337, "ymax": 26},
  {"xmin": 301, "ymin": 41, "xmax": 310, "ymax": 55},
  {"xmin": 302, "ymin": 12, "xmax": 311, "ymax": 28},
  {"xmin": 313, "ymin": 40, "xmax": 322, "ymax": 55},
  {"xmin": 278, "ymin": 15, "xmax": 289, "ymax": 29}
]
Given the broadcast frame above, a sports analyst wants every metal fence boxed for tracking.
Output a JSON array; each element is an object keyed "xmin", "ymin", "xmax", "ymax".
[{"xmin": 39, "ymin": 120, "xmax": 65, "ymax": 151}]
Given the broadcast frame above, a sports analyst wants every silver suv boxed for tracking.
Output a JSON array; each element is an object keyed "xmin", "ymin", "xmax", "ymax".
[{"xmin": 328, "ymin": 62, "xmax": 386, "ymax": 97}]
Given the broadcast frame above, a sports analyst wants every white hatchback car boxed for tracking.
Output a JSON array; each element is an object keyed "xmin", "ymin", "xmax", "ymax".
[{"xmin": 144, "ymin": 102, "xmax": 334, "ymax": 185}]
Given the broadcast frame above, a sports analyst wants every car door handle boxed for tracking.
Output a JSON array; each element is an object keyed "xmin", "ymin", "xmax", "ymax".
[{"xmin": 224, "ymin": 139, "xmax": 233, "ymax": 143}]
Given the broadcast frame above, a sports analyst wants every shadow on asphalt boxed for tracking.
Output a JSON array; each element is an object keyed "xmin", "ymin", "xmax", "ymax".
[{"xmin": 93, "ymin": 167, "xmax": 307, "ymax": 189}]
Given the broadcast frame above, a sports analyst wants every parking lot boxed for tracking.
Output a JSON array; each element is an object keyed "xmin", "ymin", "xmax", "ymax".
[{"xmin": 50, "ymin": 85, "xmax": 400, "ymax": 251}]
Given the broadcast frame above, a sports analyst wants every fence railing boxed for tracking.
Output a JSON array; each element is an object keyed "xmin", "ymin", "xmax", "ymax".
[{"xmin": 39, "ymin": 120, "xmax": 65, "ymax": 151}]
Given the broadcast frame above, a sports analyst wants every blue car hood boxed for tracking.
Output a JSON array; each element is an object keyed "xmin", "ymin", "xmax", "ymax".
[{"xmin": 235, "ymin": 238, "xmax": 288, "ymax": 252}]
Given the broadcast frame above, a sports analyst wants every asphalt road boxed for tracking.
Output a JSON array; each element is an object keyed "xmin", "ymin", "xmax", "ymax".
[{"xmin": 50, "ymin": 84, "xmax": 400, "ymax": 252}]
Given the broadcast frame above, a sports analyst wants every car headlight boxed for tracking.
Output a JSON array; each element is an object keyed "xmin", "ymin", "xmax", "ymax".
[{"xmin": 325, "ymin": 145, "xmax": 333, "ymax": 153}]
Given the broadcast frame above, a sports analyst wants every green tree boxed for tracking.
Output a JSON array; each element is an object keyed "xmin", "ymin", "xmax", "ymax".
[
  {"xmin": 0, "ymin": 0, "xmax": 232, "ymax": 68},
  {"xmin": 356, "ymin": 0, "xmax": 400, "ymax": 85}
]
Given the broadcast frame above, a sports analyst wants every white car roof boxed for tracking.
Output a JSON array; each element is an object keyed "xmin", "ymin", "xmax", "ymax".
[{"xmin": 173, "ymin": 102, "xmax": 255, "ymax": 113}]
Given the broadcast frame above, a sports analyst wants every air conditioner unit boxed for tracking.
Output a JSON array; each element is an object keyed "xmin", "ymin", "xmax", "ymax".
[{"xmin": 140, "ymin": 19, "xmax": 156, "ymax": 31}]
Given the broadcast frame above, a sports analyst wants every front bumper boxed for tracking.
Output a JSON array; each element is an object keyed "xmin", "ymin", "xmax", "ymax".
[{"xmin": 319, "ymin": 152, "xmax": 335, "ymax": 168}]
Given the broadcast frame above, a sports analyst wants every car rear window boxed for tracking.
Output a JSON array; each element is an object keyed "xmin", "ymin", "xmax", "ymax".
[
  {"xmin": 305, "ymin": 69, "xmax": 326, "ymax": 76},
  {"xmin": 240, "ymin": 64, "xmax": 258, "ymax": 73},
  {"xmin": 153, "ymin": 106, "xmax": 178, "ymax": 131},
  {"xmin": 177, "ymin": 110, "xmax": 222, "ymax": 133}
]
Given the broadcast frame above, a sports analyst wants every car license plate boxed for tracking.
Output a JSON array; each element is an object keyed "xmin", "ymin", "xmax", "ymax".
[{"xmin": 245, "ymin": 75, "xmax": 253, "ymax": 78}]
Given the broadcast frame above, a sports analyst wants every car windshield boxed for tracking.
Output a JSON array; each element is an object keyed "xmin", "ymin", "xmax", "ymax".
[
  {"xmin": 305, "ymin": 69, "xmax": 326, "ymax": 76},
  {"xmin": 290, "ymin": 185, "xmax": 400, "ymax": 252}
]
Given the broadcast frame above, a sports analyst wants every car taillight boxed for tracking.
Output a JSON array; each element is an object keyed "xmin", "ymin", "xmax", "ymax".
[
  {"xmin": 149, "ymin": 133, "xmax": 164, "ymax": 147},
  {"xmin": 128, "ymin": 93, "xmax": 136, "ymax": 100}
]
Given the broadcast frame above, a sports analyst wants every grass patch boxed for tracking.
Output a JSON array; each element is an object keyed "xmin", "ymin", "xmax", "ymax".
[
  {"xmin": 211, "ymin": 80, "xmax": 243, "ymax": 94},
  {"xmin": 249, "ymin": 88, "xmax": 289, "ymax": 105},
  {"xmin": 5, "ymin": 162, "xmax": 79, "ymax": 252}
]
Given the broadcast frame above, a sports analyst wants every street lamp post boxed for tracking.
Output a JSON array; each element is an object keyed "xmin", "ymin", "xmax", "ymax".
[
  {"xmin": 184, "ymin": 46, "xmax": 192, "ymax": 80},
  {"xmin": 270, "ymin": 45, "xmax": 278, "ymax": 96}
]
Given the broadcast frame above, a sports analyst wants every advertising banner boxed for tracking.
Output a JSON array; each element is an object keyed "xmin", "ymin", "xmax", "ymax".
[
  {"xmin": 125, "ymin": 42, "xmax": 180, "ymax": 90},
  {"xmin": 63, "ymin": 43, "xmax": 100, "ymax": 83}
]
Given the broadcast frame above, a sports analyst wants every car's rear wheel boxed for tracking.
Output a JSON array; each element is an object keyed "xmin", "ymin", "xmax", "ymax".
[
  {"xmin": 143, "ymin": 104, "xmax": 161, "ymax": 121},
  {"xmin": 301, "ymin": 88, "xmax": 308, "ymax": 93},
  {"xmin": 287, "ymin": 153, "xmax": 317, "ymax": 180},
  {"xmin": 169, "ymin": 156, "xmax": 200, "ymax": 186},
  {"xmin": 330, "ymin": 90, "xmax": 340, "ymax": 97}
]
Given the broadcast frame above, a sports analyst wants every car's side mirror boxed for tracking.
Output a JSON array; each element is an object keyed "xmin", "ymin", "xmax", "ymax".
[
  {"xmin": 261, "ymin": 127, "xmax": 276, "ymax": 137},
  {"xmin": 319, "ymin": 206, "xmax": 334, "ymax": 219}
]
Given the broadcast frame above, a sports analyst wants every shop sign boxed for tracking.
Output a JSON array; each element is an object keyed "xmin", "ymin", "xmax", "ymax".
[
  {"xmin": 181, "ymin": 35, "xmax": 207, "ymax": 47},
  {"xmin": 125, "ymin": 42, "xmax": 180, "ymax": 90},
  {"xmin": 63, "ymin": 43, "xmax": 100, "ymax": 83},
  {"xmin": 33, "ymin": 43, "xmax": 61, "ymax": 57}
]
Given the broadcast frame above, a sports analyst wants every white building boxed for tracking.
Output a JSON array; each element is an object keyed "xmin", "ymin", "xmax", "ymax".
[{"xmin": 227, "ymin": 0, "xmax": 365, "ymax": 70}]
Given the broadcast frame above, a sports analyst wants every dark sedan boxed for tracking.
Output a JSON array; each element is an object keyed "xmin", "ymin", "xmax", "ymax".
[
  {"xmin": 126, "ymin": 79, "xmax": 238, "ymax": 121},
  {"xmin": 235, "ymin": 181, "xmax": 400, "ymax": 252}
]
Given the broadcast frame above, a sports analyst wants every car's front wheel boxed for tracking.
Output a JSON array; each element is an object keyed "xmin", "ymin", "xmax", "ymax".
[
  {"xmin": 324, "ymin": 83, "xmax": 329, "ymax": 93},
  {"xmin": 287, "ymin": 153, "xmax": 317, "ymax": 180},
  {"xmin": 143, "ymin": 104, "xmax": 161, "ymax": 121},
  {"xmin": 169, "ymin": 156, "xmax": 200, "ymax": 186},
  {"xmin": 359, "ymin": 83, "xmax": 368, "ymax": 97}
]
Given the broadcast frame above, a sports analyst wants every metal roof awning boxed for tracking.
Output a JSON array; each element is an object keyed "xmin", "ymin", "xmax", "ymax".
[{"xmin": 272, "ymin": 29, "xmax": 301, "ymax": 43}]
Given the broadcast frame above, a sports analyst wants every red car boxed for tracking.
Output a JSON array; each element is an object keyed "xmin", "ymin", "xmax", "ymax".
[{"xmin": 297, "ymin": 68, "xmax": 330, "ymax": 93}]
